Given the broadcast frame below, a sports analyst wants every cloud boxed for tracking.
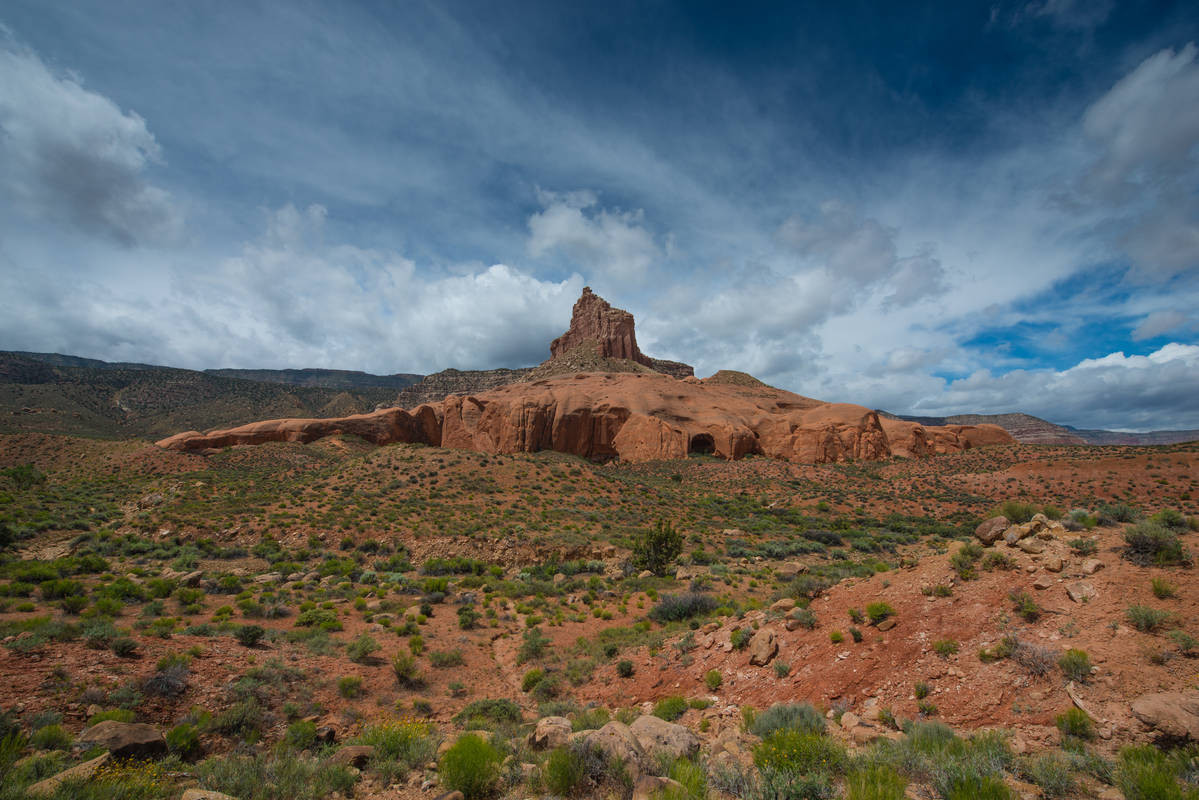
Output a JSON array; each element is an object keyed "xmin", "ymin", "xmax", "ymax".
[
  {"xmin": 1079, "ymin": 43, "xmax": 1199, "ymax": 277},
  {"xmin": 526, "ymin": 189, "xmax": 663, "ymax": 283},
  {"xmin": 0, "ymin": 204, "xmax": 582, "ymax": 373},
  {"xmin": 0, "ymin": 29, "xmax": 178, "ymax": 245},
  {"xmin": 1132, "ymin": 310, "xmax": 1193, "ymax": 341}
]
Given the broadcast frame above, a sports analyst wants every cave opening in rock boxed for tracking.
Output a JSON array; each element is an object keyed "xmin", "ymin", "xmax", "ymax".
[{"xmin": 689, "ymin": 433, "xmax": 715, "ymax": 455}]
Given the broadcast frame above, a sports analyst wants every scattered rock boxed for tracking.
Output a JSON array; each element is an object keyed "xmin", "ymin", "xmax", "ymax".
[
  {"xmin": 529, "ymin": 716, "xmax": 573, "ymax": 750},
  {"xmin": 583, "ymin": 721, "xmax": 647, "ymax": 780},
  {"xmin": 876, "ymin": 618, "xmax": 897, "ymax": 632},
  {"xmin": 181, "ymin": 791, "xmax": 240, "ymax": 800},
  {"xmin": 1033, "ymin": 575, "xmax": 1055, "ymax": 590},
  {"xmin": 1065, "ymin": 582, "xmax": 1097, "ymax": 603},
  {"xmin": 974, "ymin": 516, "xmax": 1009, "ymax": 546},
  {"xmin": 1131, "ymin": 690, "xmax": 1199, "ymax": 741},
  {"xmin": 76, "ymin": 721, "xmax": 167, "ymax": 760},
  {"xmin": 628, "ymin": 715, "xmax": 700, "ymax": 762},
  {"xmin": 1043, "ymin": 557, "xmax": 1064, "ymax": 573},
  {"xmin": 1017, "ymin": 538, "xmax": 1045, "ymax": 554},
  {"xmin": 748, "ymin": 627, "xmax": 779, "ymax": 666},
  {"xmin": 1081, "ymin": 559, "xmax": 1104, "ymax": 575},
  {"xmin": 839, "ymin": 712, "xmax": 860, "ymax": 729},
  {"xmin": 327, "ymin": 745, "xmax": 375, "ymax": 768},
  {"xmin": 27, "ymin": 753, "xmax": 111, "ymax": 797},
  {"xmin": 633, "ymin": 776, "xmax": 686, "ymax": 800},
  {"xmin": 769, "ymin": 598, "xmax": 796, "ymax": 613}
]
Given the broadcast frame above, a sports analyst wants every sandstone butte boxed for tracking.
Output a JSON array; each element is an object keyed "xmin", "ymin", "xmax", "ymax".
[
  {"xmin": 156, "ymin": 287, "xmax": 1013, "ymax": 463},
  {"xmin": 156, "ymin": 372, "xmax": 1011, "ymax": 464}
]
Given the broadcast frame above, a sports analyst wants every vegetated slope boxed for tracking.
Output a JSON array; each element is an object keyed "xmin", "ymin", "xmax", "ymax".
[
  {"xmin": 206, "ymin": 367, "xmax": 422, "ymax": 390},
  {"xmin": 886, "ymin": 410, "xmax": 1199, "ymax": 446},
  {"xmin": 0, "ymin": 352, "xmax": 396, "ymax": 440}
]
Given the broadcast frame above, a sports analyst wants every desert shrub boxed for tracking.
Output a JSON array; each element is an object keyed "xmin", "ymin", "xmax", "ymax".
[
  {"xmin": 457, "ymin": 605, "xmax": 480, "ymax": 630},
  {"xmin": 1068, "ymin": 537, "xmax": 1098, "ymax": 556},
  {"xmin": 543, "ymin": 746, "xmax": 585, "ymax": 797},
  {"xmin": 337, "ymin": 676, "xmax": 363, "ymax": 699},
  {"xmin": 518, "ymin": 627, "xmax": 550, "ymax": 663},
  {"xmin": 423, "ymin": 647, "xmax": 463, "ymax": 668},
  {"xmin": 1116, "ymin": 744, "xmax": 1197, "ymax": 800},
  {"xmin": 865, "ymin": 602, "xmax": 895, "ymax": 624},
  {"xmin": 452, "ymin": 698, "xmax": 522, "ymax": 731},
  {"xmin": 667, "ymin": 756, "xmax": 708, "ymax": 800},
  {"xmin": 1099, "ymin": 502, "xmax": 1140, "ymax": 524},
  {"xmin": 439, "ymin": 734, "xmax": 502, "ymax": 799},
  {"xmin": 1011, "ymin": 638, "xmax": 1056, "ymax": 677},
  {"xmin": 914, "ymin": 682, "xmax": 931, "ymax": 700},
  {"xmin": 1055, "ymin": 707, "xmax": 1094, "ymax": 741},
  {"xmin": 346, "ymin": 634, "xmax": 379, "ymax": 663},
  {"xmin": 1124, "ymin": 521, "xmax": 1188, "ymax": 566},
  {"xmin": 1009, "ymin": 590, "xmax": 1041, "ymax": 622},
  {"xmin": 933, "ymin": 639, "xmax": 959, "ymax": 659},
  {"xmin": 294, "ymin": 608, "xmax": 342, "ymax": 631},
  {"xmin": 1152, "ymin": 578, "xmax": 1178, "ymax": 599},
  {"xmin": 235, "ymin": 625, "xmax": 265, "ymax": 647},
  {"xmin": 632, "ymin": 520, "xmax": 683, "ymax": 577},
  {"xmin": 654, "ymin": 696, "xmax": 688, "ymax": 722},
  {"xmin": 571, "ymin": 707, "xmax": 610, "ymax": 732},
  {"xmin": 750, "ymin": 702, "xmax": 825, "ymax": 738},
  {"xmin": 391, "ymin": 652, "xmax": 423, "ymax": 688},
  {"xmin": 846, "ymin": 764, "xmax": 907, "ymax": 800},
  {"xmin": 1168, "ymin": 630, "xmax": 1198, "ymax": 655},
  {"xmin": 993, "ymin": 501, "xmax": 1038, "ymax": 523},
  {"xmin": 730, "ymin": 627, "xmax": 752, "ymax": 650},
  {"xmin": 616, "ymin": 660, "xmax": 634, "ymax": 678},
  {"xmin": 1019, "ymin": 752, "xmax": 1074, "ymax": 797},
  {"xmin": 830, "ymin": 630, "xmax": 844, "ymax": 643},
  {"xmin": 88, "ymin": 708, "xmax": 136, "ymax": 725},
  {"xmin": 849, "ymin": 626, "xmax": 863, "ymax": 642},
  {"xmin": 649, "ymin": 593, "xmax": 717, "ymax": 623},
  {"xmin": 1151, "ymin": 509, "xmax": 1188, "ymax": 531},
  {"xmin": 705, "ymin": 669, "xmax": 722, "ymax": 690},
  {"xmin": 352, "ymin": 718, "xmax": 437, "ymax": 780},
  {"xmin": 785, "ymin": 574, "xmax": 833, "ymax": 600},
  {"xmin": 848, "ymin": 608, "xmax": 864, "ymax": 624},
  {"xmin": 213, "ymin": 698, "xmax": 264, "ymax": 735},
  {"xmin": 29, "ymin": 724, "xmax": 70, "ymax": 750},
  {"xmin": 753, "ymin": 729, "xmax": 847, "ymax": 775},
  {"xmin": 144, "ymin": 663, "xmax": 189, "ymax": 697},
  {"xmin": 166, "ymin": 722, "xmax": 202, "ymax": 759},
  {"xmin": 284, "ymin": 720, "xmax": 318, "ymax": 750},
  {"xmin": 111, "ymin": 636, "xmax": 138, "ymax": 657},
  {"xmin": 1058, "ymin": 649, "xmax": 1092, "ymax": 683},
  {"xmin": 980, "ymin": 551, "xmax": 1015, "ymax": 572},
  {"xmin": 198, "ymin": 750, "xmax": 356, "ymax": 800},
  {"xmin": 789, "ymin": 608, "xmax": 818, "ymax": 629},
  {"xmin": 774, "ymin": 660, "xmax": 792, "ymax": 678},
  {"xmin": 1126, "ymin": 605, "xmax": 1175, "ymax": 632}
]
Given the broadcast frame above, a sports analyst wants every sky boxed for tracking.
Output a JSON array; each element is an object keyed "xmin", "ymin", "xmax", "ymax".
[{"xmin": 1, "ymin": 1, "xmax": 1197, "ymax": 432}]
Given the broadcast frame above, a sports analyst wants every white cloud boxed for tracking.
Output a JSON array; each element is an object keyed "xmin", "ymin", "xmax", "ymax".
[
  {"xmin": 0, "ymin": 29, "xmax": 179, "ymax": 245},
  {"xmin": 526, "ymin": 189, "xmax": 662, "ymax": 283}
]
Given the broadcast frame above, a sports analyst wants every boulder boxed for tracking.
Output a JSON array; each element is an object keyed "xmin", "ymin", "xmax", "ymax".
[
  {"xmin": 327, "ymin": 745, "xmax": 375, "ymax": 768},
  {"xmin": 1132, "ymin": 690, "xmax": 1199, "ymax": 741},
  {"xmin": 529, "ymin": 716, "xmax": 573, "ymax": 750},
  {"xmin": 876, "ymin": 618, "xmax": 897, "ymax": 632},
  {"xmin": 747, "ymin": 627, "xmax": 778, "ymax": 666},
  {"xmin": 777, "ymin": 561, "xmax": 809, "ymax": 580},
  {"xmin": 1066, "ymin": 582, "xmax": 1097, "ymax": 603},
  {"xmin": 1018, "ymin": 538, "xmax": 1045, "ymax": 555},
  {"xmin": 1004, "ymin": 524, "xmax": 1035, "ymax": 546},
  {"xmin": 582, "ymin": 721, "xmax": 646, "ymax": 779},
  {"xmin": 769, "ymin": 598, "xmax": 797, "ymax": 613},
  {"xmin": 974, "ymin": 516, "xmax": 1009, "ymax": 546},
  {"xmin": 628, "ymin": 715, "xmax": 700, "ymax": 761},
  {"xmin": 1044, "ymin": 557, "xmax": 1064, "ymax": 573},
  {"xmin": 1033, "ymin": 575, "xmax": 1055, "ymax": 590},
  {"xmin": 633, "ymin": 776, "xmax": 686, "ymax": 800},
  {"xmin": 1081, "ymin": 559, "xmax": 1104, "ymax": 575},
  {"xmin": 27, "ymin": 753, "xmax": 111, "ymax": 797},
  {"xmin": 76, "ymin": 721, "xmax": 167, "ymax": 760}
]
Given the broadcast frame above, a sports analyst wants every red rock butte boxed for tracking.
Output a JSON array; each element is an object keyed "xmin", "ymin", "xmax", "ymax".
[{"xmin": 157, "ymin": 289, "xmax": 1013, "ymax": 463}]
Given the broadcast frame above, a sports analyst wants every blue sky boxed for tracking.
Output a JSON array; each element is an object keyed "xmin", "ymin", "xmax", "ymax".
[{"xmin": 1, "ymin": 0, "xmax": 1197, "ymax": 431}]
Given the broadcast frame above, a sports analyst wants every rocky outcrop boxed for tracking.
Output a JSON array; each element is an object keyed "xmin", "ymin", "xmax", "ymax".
[
  {"xmin": 158, "ymin": 371, "xmax": 1014, "ymax": 464},
  {"xmin": 974, "ymin": 517, "xmax": 1010, "ymax": 546},
  {"xmin": 27, "ymin": 753, "xmax": 111, "ymax": 797},
  {"xmin": 551, "ymin": 287, "xmax": 653, "ymax": 366},
  {"xmin": 394, "ymin": 368, "xmax": 532, "ymax": 407},
  {"xmin": 628, "ymin": 715, "xmax": 700, "ymax": 761},
  {"xmin": 76, "ymin": 720, "xmax": 167, "ymax": 759},
  {"xmin": 1131, "ymin": 690, "xmax": 1199, "ymax": 741},
  {"xmin": 529, "ymin": 716, "xmax": 573, "ymax": 750},
  {"xmin": 747, "ymin": 627, "xmax": 779, "ymax": 666},
  {"xmin": 582, "ymin": 721, "xmax": 647, "ymax": 779}
]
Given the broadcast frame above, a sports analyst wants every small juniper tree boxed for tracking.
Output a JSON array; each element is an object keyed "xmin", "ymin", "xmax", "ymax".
[{"xmin": 633, "ymin": 520, "xmax": 683, "ymax": 577}]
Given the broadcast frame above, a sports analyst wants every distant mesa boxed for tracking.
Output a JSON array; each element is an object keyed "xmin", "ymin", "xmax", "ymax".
[{"xmin": 156, "ymin": 287, "xmax": 1013, "ymax": 464}]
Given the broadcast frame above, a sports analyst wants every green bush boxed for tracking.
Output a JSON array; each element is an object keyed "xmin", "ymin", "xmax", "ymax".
[
  {"xmin": 749, "ymin": 703, "xmax": 825, "ymax": 738},
  {"xmin": 653, "ymin": 696, "xmax": 688, "ymax": 722},
  {"xmin": 198, "ymin": 750, "xmax": 356, "ymax": 800},
  {"xmin": 337, "ymin": 676, "xmax": 363, "ymax": 699},
  {"xmin": 846, "ymin": 764, "xmax": 907, "ymax": 800},
  {"xmin": 1020, "ymin": 752, "xmax": 1074, "ymax": 797},
  {"xmin": 730, "ymin": 627, "xmax": 752, "ymax": 650},
  {"xmin": 521, "ymin": 668, "xmax": 545, "ymax": 692},
  {"xmin": 30, "ymin": 724, "xmax": 71, "ymax": 750},
  {"xmin": 110, "ymin": 636, "xmax": 138, "ymax": 657},
  {"xmin": 1010, "ymin": 590, "xmax": 1041, "ymax": 622},
  {"xmin": 865, "ymin": 602, "xmax": 895, "ymax": 624},
  {"xmin": 1116, "ymin": 744, "xmax": 1198, "ymax": 800},
  {"xmin": 933, "ymin": 639, "xmax": 959, "ymax": 658},
  {"xmin": 994, "ymin": 501, "xmax": 1038, "ymax": 524},
  {"xmin": 439, "ymin": 734, "xmax": 502, "ymax": 799},
  {"xmin": 789, "ymin": 608, "xmax": 818, "ymax": 629},
  {"xmin": 1123, "ymin": 521, "xmax": 1188, "ymax": 566},
  {"xmin": 704, "ymin": 669, "xmax": 722, "ymax": 690},
  {"xmin": 166, "ymin": 722, "xmax": 202, "ymax": 759},
  {"xmin": 345, "ymin": 634, "xmax": 379, "ymax": 663},
  {"xmin": 452, "ymin": 699, "xmax": 522, "ymax": 731},
  {"xmin": 352, "ymin": 719, "xmax": 436, "ymax": 781},
  {"xmin": 1055, "ymin": 707, "xmax": 1094, "ymax": 741},
  {"xmin": 1151, "ymin": 578, "xmax": 1177, "ymax": 599},
  {"xmin": 542, "ymin": 746, "xmax": 585, "ymax": 796},
  {"xmin": 430, "ymin": 649, "xmax": 465, "ymax": 668},
  {"xmin": 1126, "ymin": 605, "xmax": 1175, "ymax": 632},
  {"xmin": 391, "ymin": 652, "xmax": 423, "ymax": 688},
  {"xmin": 753, "ymin": 729, "xmax": 846, "ymax": 775},
  {"xmin": 649, "ymin": 593, "xmax": 717, "ymax": 623},
  {"xmin": 235, "ymin": 625, "xmax": 265, "ymax": 647},
  {"xmin": 88, "ymin": 708, "xmax": 136, "ymax": 725},
  {"xmin": 616, "ymin": 660, "xmax": 634, "ymax": 678},
  {"xmin": 518, "ymin": 627, "xmax": 550, "ymax": 664},
  {"xmin": 632, "ymin": 520, "xmax": 683, "ymax": 577},
  {"xmin": 1058, "ymin": 649, "xmax": 1092, "ymax": 683},
  {"xmin": 284, "ymin": 720, "xmax": 318, "ymax": 750}
]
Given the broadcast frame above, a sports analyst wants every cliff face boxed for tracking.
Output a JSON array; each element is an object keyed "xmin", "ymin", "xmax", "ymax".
[
  {"xmin": 550, "ymin": 287, "xmax": 652, "ymax": 365},
  {"xmin": 158, "ymin": 372, "xmax": 1014, "ymax": 464}
]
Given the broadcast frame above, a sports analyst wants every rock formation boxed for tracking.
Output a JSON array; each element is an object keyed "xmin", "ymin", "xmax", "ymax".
[
  {"xmin": 551, "ymin": 287, "xmax": 652, "ymax": 365},
  {"xmin": 158, "ymin": 371, "xmax": 1013, "ymax": 464}
]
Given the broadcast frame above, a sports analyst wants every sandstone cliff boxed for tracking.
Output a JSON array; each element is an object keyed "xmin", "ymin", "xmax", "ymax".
[{"xmin": 158, "ymin": 372, "xmax": 1013, "ymax": 464}]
